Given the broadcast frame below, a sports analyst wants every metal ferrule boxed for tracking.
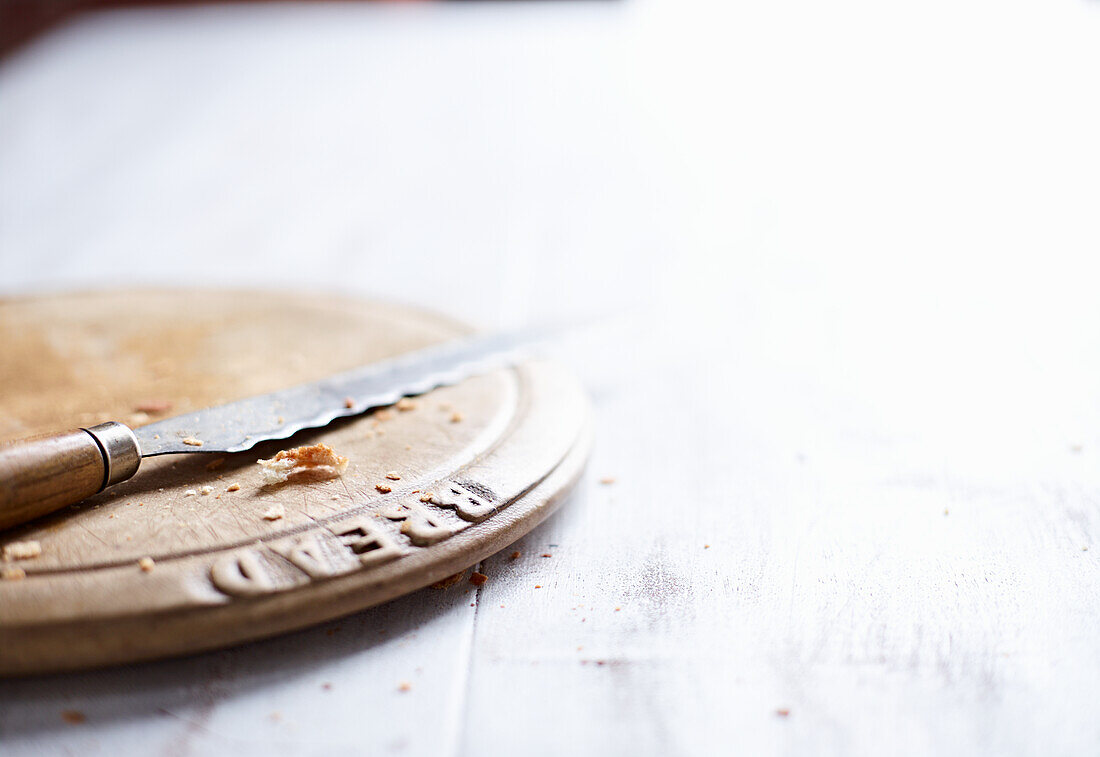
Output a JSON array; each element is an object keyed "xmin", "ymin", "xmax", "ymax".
[{"xmin": 83, "ymin": 422, "xmax": 141, "ymax": 490}]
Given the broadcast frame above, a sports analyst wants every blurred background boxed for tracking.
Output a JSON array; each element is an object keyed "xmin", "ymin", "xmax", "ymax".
[{"xmin": 4, "ymin": 1, "xmax": 1100, "ymax": 754}]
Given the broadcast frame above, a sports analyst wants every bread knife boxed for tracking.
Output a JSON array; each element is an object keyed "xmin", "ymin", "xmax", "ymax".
[{"xmin": 0, "ymin": 327, "xmax": 552, "ymax": 532}]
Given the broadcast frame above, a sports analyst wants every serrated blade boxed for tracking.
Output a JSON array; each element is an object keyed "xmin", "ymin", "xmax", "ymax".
[{"xmin": 133, "ymin": 327, "xmax": 552, "ymax": 456}]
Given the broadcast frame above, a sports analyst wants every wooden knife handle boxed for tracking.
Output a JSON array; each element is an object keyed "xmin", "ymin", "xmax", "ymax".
[{"xmin": 0, "ymin": 423, "xmax": 140, "ymax": 532}]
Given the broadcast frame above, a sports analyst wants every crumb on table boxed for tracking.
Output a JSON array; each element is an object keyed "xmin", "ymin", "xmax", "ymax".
[
  {"xmin": 183, "ymin": 489, "xmax": 197, "ymax": 497},
  {"xmin": 450, "ymin": 411, "xmax": 464, "ymax": 423},
  {"xmin": 599, "ymin": 476, "xmax": 616, "ymax": 485},
  {"xmin": 2, "ymin": 540, "xmax": 42, "ymax": 561},
  {"xmin": 396, "ymin": 398, "xmax": 417, "ymax": 412},
  {"xmin": 181, "ymin": 437, "xmax": 203, "ymax": 447},
  {"xmin": 509, "ymin": 551, "xmax": 521, "ymax": 560},
  {"xmin": 226, "ymin": 483, "xmax": 241, "ymax": 492},
  {"xmin": 138, "ymin": 556, "xmax": 155, "ymax": 572},
  {"xmin": 470, "ymin": 572, "xmax": 489, "ymax": 586},
  {"xmin": 1, "ymin": 567, "xmax": 27, "ymax": 581},
  {"xmin": 397, "ymin": 682, "xmax": 412, "ymax": 692},
  {"xmin": 375, "ymin": 484, "xmax": 393, "ymax": 494},
  {"xmin": 200, "ymin": 485, "xmax": 213, "ymax": 496},
  {"xmin": 385, "ymin": 471, "xmax": 401, "ymax": 480}
]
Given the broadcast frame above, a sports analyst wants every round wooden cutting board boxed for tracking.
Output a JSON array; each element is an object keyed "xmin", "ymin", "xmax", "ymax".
[{"xmin": 0, "ymin": 290, "xmax": 591, "ymax": 675}]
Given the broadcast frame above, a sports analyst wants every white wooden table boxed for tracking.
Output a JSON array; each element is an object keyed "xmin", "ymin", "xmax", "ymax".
[{"xmin": 3, "ymin": 1, "xmax": 1100, "ymax": 754}]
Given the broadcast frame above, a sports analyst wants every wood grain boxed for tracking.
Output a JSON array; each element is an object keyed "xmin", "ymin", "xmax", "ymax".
[
  {"xmin": 0, "ymin": 291, "xmax": 590, "ymax": 674},
  {"xmin": 0, "ymin": 430, "xmax": 105, "ymax": 531}
]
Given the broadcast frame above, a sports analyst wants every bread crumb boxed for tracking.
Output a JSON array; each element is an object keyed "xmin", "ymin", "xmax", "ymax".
[
  {"xmin": 599, "ymin": 476, "xmax": 616, "ymax": 485},
  {"xmin": 1, "ymin": 567, "xmax": 26, "ymax": 581},
  {"xmin": 396, "ymin": 398, "xmax": 417, "ymax": 412},
  {"xmin": 419, "ymin": 493, "xmax": 433, "ymax": 503},
  {"xmin": 138, "ymin": 556, "xmax": 155, "ymax": 572},
  {"xmin": 450, "ymin": 411, "xmax": 464, "ymax": 423},
  {"xmin": 258, "ymin": 444, "xmax": 348, "ymax": 486},
  {"xmin": 183, "ymin": 489, "xmax": 197, "ymax": 497},
  {"xmin": 470, "ymin": 572, "xmax": 489, "ymax": 586},
  {"xmin": 375, "ymin": 484, "xmax": 392, "ymax": 494},
  {"xmin": 430, "ymin": 571, "xmax": 466, "ymax": 589},
  {"xmin": 509, "ymin": 551, "xmax": 521, "ymax": 560},
  {"xmin": 534, "ymin": 585, "xmax": 542, "ymax": 589},
  {"xmin": 61, "ymin": 710, "xmax": 86, "ymax": 725},
  {"xmin": 3, "ymin": 540, "xmax": 42, "ymax": 561},
  {"xmin": 776, "ymin": 708, "xmax": 791, "ymax": 717},
  {"xmin": 206, "ymin": 457, "xmax": 225, "ymax": 471},
  {"xmin": 134, "ymin": 400, "xmax": 172, "ymax": 414},
  {"xmin": 200, "ymin": 485, "xmax": 214, "ymax": 496},
  {"xmin": 704, "ymin": 544, "xmax": 710, "ymax": 549},
  {"xmin": 375, "ymin": 409, "xmax": 394, "ymax": 422},
  {"xmin": 397, "ymin": 682, "xmax": 412, "ymax": 692},
  {"xmin": 226, "ymin": 483, "xmax": 241, "ymax": 492},
  {"xmin": 182, "ymin": 437, "xmax": 203, "ymax": 447},
  {"xmin": 263, "ymin": 504, "xmax": 286, "ymax": 521},
  {"xmin": 541, "ymin": 553, "xmax": 552, "ymax": 558},
  {"xmin": 405, "ymin": 444, "xmax": 412, "ymax": 451},
  {"xmin": 385, "ymin": 472, "xmax": 401, "ymax": 481},
  {"xmin": 344, "ymin": 396, "xmax": 355, "ymax": 409}
]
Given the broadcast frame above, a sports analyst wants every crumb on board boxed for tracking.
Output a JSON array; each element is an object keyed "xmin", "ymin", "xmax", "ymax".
[
  {"xmin": 375, "ymin": 484, "xmax": 393, "ymax": 494},
  {"xmin": 470, "ymin": 572, "xmax": 489, "ymax": 586},
  {"xmin": 419, "ymin": 493, "xmax": 433, "ymax": 503},
  {"xmin": 200, "ymin": 485, "xmax": 214, "ymax": 496},
  {"xmin": 138, "ymin": 556, "xmax": 155, "ymax": 573},
  {"xmin": 61, "ymin": 710, "xmax": 86, "ymax": 725},
  {"xmin": 776, "ymin": 709, "xmax": 791, "ymax": 718},
  {"xmin": 534, "ymin": 585, "xmax": 542, "ymax": 589},
  {"xmin": 184, "ymin": 489, "xmax": 197, "ymax": 497},
  {"xmin": 510, "ymin": 551, "xmax": 521, "ymax": 560},
  {"xmin": 181, "ymin": 437, "xmax": 203, "ymax": 447},
  {"xmin": 206, "ymin": 457, "xmax": 225, "ymax": 471},
  {"xmin": 704, "ymin": 544, "xmax": 711, "ymax": 549},
  {"xmin": 3, "ymin": 540, "xmax": 42, "ymax": 561},
  {"xmin": 258, "ymin": 444, "xmax": 349, "ymax": 486},
  {"xmin": 450, "ymin": 411, "xmax": 464, "ymax": 423},
  {"xmin": 405, "ymin": 444, "xmax": 412, "ymax": 451},
  {"xmin": 430, "ymin": 571, "xmax": 466, "ymax": 589},
  {"xmin": 263, "ymin": 504, "xmax": 286, "ymax": 521},
  {"xmin": 226, "ymin": 483, "xmax": 240, "ymax": 492},
  {"xmin": 385, "ymin": 472, "xmax": 401, "ymax": 481},
  {"xmin": 396, "ymin": 398, "xmax": 417, "ymax": 412},
  {"xmin": 134, "ymin": 400, "xmax": 172, "ymax": 414},
  {"xmin": 321, "ymin": 682, "xmax": 332, "ymax": 691},
  {"xmin": 397, "ymin": 682, "xmax": 412, "ymax": 692},
  {"xmin": 541, "ymin": 553, "xmax": 552, "ymax": 558},
  {"xmin": 599, "ymin": 476, "xmax": 616, "ymax": 485},
  {"xmin": 344, "ymin": 396, "xmax": 355, "ymax": 409},
  {"xmin": 2, "ymin": 567, "xmax": 27, "ymax": 581}
]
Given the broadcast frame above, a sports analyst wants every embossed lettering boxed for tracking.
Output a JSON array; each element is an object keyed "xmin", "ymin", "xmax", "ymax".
[
  {"xmin": 269, "ymin": 531, "xmax": 361, "ymax": 579},
  {"xmin": 426, "ymin": 481, "xmax": 498, "ymax": 522},
  {"xmin": 328, "ymin": 515, "xmax": 404, "ymax": 567},
  {"xmin": 210, "ymin": 548, "xmax": 308, "ymax": 597},
  {"xmin": 382, "ymin": 502, "xmax": 464, "ymax": 546}
]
